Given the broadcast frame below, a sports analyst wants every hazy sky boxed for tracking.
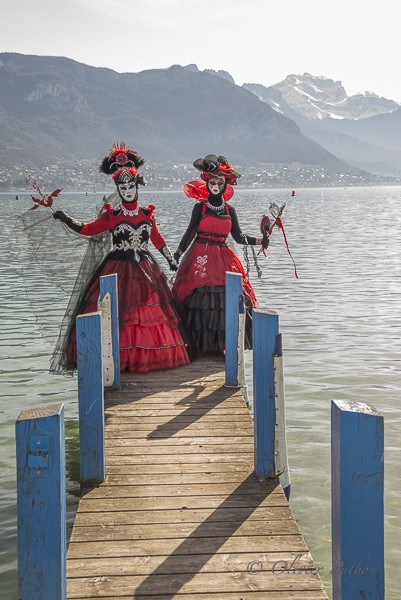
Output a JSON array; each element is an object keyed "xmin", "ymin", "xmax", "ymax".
[{"xmin": 1, "ymin": 0, "xmax": 400, "ymax": 101}]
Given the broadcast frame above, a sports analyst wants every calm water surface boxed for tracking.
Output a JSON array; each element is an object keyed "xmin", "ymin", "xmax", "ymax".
[{"xmin": 1, "ymin": 187, "xmax": 400, "ymax": 599}]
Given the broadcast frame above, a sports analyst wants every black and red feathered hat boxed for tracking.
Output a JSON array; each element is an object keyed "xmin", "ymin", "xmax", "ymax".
[
  {"xmin": 193, "ymin": 154, "xmax": 241, "ymax": 186},
  {"xmin": 183, "ymin": 154, "xmax": 240, "ymax": 202},
  {"xmin": 99, "ymin": 142, "xmax": 145, "ymax": 186}
]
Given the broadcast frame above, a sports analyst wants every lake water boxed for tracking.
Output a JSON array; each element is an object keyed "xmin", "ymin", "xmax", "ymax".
[{"xmin": 1, "ymin": 187, "xmax": 400, "ymax": 599}]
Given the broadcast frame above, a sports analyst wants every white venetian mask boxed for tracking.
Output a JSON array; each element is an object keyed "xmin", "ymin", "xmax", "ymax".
[
  {"xmin": 117, "ymin": 181, "xmax": 137, "ymax": 202},
  {"xmin": 207, "ymin": 176, "xmax": 226, "ymax": 195}
]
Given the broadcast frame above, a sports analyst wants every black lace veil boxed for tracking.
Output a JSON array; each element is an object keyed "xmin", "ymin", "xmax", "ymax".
[{"xmin": 17, "ymin": 192, "xmax": 121, "ymax": 374}]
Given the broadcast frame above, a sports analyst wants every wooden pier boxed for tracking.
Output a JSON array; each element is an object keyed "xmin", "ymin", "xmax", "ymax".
[
  {"xmin": 66, "ymin": 356, "xmax": 328, "ymax": 599},
  {"xmin": 16, "ymin": 274, "xmax": 385, "ymax": 599}
]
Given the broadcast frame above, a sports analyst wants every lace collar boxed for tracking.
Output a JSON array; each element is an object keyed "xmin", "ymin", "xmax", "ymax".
[{"xmin": 120, "ymin": 202, "xmax": 139, "ymax": 217}]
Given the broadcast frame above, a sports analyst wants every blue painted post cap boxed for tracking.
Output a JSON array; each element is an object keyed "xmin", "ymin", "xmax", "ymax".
[{"xmin": 331, "ymin": 399, "xmax": 384, "ymax": 599}]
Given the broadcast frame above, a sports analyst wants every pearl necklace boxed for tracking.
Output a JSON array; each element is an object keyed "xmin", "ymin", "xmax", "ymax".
[
  {"xmin": 121, "ymin": 204, "xmax": 139, "ymax": 217},
  {"xmin": 206, "ymin": 201, "xmax": 225, "ymax": 212}
]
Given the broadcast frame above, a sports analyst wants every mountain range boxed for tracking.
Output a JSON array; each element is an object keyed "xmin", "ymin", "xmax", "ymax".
[
  {"xmin": 243, "ymin": 73, "xmax": 401, "ymax": 174},
  {"xmin": 0, "ymin": 52, "xmax": 400, "ymax": 179}
]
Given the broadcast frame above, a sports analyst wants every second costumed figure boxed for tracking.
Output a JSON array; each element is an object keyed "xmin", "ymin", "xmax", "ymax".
[{"xmin": 173, "ymin": 154, "xmax": 269, "ymax": 353}]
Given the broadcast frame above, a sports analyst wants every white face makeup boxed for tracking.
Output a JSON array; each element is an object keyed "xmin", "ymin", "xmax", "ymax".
[
  {"xmin": 118, "ymin": 181, "xmax": 137, "ymax": 202},
  {"xmin": 208, "ymin": 176, "xmax": 226, "ymax": 195}
]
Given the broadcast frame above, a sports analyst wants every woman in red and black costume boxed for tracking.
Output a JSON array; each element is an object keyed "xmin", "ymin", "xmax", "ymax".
[
  {"xmin": 52, "ymin": 143, "xmax": 191, "ymax": 373},
  {"xmin": 172, "ymin": 154, "xmax": 268, "ymax": 352}
]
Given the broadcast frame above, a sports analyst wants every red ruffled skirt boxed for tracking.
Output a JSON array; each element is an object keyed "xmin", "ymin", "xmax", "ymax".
[{"xmin": 67, "ymin": 251, "xmax": 190, "ymax": 373}]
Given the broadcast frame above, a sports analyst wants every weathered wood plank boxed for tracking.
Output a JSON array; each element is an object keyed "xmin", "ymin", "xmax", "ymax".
[
  {"xmin": 105, "ymin": 414, "xmax": 250, "ymax": 424},
  {"xmin": 80, "ymin": 482, "xmax": 281, "ymax": 499},
  {"xmin": 76, "ymin": 494, "xmax": 289, "ymax": 512},
  {"xmin": 69, "ymin": 518, "xmax": 301, "ymax": 542},
  {"xmin": 102, "ymin": 472, "xmax": 264, "ymax": 486},
  {"xmin": 67, "ymin": 593, "xmax": 327, "ymax": 600},
  {"xmin": 104, "ymin": 419, "xmax": 253, "ymax": 429},
  {"xmin": 67, "ymin": 534, "xmax": 310, "ymax": 559},
  {"xmin": 104, "ymin": 428, "xmax": 254, "ymax": 438},
  {"xmin": 104, "ymin": 443, "xmax": 253, "ymax": 455},
  {"xmin": 104, "ymin": 408, "xmax": 250, "ymax": 416},
  {"xmin": 106, "ymin": 436, "xmax": 253, "ymax": 452},
  {"xmin": 107, "ymin": 454, "xmax": 250, "ymax": 474},
  {"xmin": 67, "ymin": 550, "xmax": 316, "ymax": 576},
  {"xmin": 67, "ymin": 570, "xmax": 326, "ymax": 598},
  {"xmin": 105, "ymin": 462, "xmax": 253, "ymax": 474},
  {"xmin": 105, "ymin": 398, "xmax": 244, "ymax": 407},
  {"xmin": 73, "ymin": 506, "xmax": 291, "ymax": 526}
]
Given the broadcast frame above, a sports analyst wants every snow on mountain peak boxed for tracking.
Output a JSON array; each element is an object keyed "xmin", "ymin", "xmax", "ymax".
[{"xmin": 244, "ymin": 73, "xmax": 400, "ymax": 121}]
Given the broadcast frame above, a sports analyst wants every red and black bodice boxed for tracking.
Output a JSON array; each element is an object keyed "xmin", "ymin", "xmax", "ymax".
[{"xmin": 78, "ymin": 203, "xmax": 167, "ymax": 260}]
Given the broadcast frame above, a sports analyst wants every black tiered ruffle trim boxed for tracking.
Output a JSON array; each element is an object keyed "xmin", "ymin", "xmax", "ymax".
[{"xmin": 182, "ymin": 285, "xmax": 253, "ymax": 352}]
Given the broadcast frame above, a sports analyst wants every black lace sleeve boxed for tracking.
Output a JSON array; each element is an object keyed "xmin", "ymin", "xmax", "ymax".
[
  {"xmin": 229, "ymin": 205, "xmax": 259, "ymax": 245},
  {"xmin": 176, "ymin": 203, "xmax": 203, "ymax": 253}
]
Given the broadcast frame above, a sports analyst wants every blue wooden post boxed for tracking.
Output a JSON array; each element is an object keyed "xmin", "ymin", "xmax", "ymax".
[
  {"xmin": 253, "ymin": 309, "xmax": 279, "ymax": 478},
  {"xmin": 225, "ymin": 272, "xmax": 243, "ymax": 387},
  {"xmin": 331, "ymin": 400, "xmax": 384, "ymax": 599},
  {"xmin": 274, "ymin": 333, "xmax": 291, "ymax": 500},
  {"xmin": 100, "ymin": 273, "xmax": 120, "ymax": 389},
  {"xmin": 16, "ymin": 403, "xmax": 66, "ymax": 600},
  {"xmin": 76, "ymin": 312, "xmax": 105, "ymax": 484}
]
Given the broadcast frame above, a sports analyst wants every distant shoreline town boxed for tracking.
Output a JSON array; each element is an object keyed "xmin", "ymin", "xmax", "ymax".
[{"xmin": 1, "ymin": 161, "xmax": 399, "ymax": 193}]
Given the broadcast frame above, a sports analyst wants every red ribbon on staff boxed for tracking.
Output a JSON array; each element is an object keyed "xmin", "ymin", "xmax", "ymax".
[{"xmin": 275, "ymin": 217, "xmax": 299, "ymax": 279}]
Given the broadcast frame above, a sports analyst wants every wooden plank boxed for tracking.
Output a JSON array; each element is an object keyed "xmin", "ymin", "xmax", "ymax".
[
  {"xmin": 66, "ymin": 571, "xmax": 326, "ymax": 598},
  {"xmin": 104, "ymin": 430, "xmax": 254, "ymax": 440},
  {"xmin": 80, "ymin": 482, "xmax": 282, "ymax": 499},
  {"xmin": 76, "ymin": 494, "xmax": 289, "ymax": 512},
  {"xmin": 73, "ymin": 506, "xmax": 291, "ymax": 526},
  {"xmin": 105, "ymin": 454, "xmax": 253, "ymax": 466},
  {"xmin": 105, "ymin": 398, "xmax": 244, "ymax": 407},
  {"xmin": 106, "ymin": 409, "xmax": 246, "ymax": 422},
  {"xmin": 105, "ymin": 422, "xmax": 254, "ymax": 431},
  {"xmin": 67, "ymin": 550, "xmax": 317, "ymax": 576},
  {"xmin": 67, "ymin": 594, "xmax": 328, "ymax": 600},
  {"xmin": 105, "ymin": 463, "xmax": 253, "ymax": 474},
  {"xmin": 104, "ymin": 408, "xmax": 250, "ymax": 416},
  {"xmin": 67, "ymin": 534, "xmax": 310, "ymax": 559},
  {"xmin": 104, "ymin": 417, "xmax": 252, "ymax": 427},
  {"xmin": 103, "ymin": 472, "xmax": 266, "ymax": 485},
  {"xmin": 67, "ymin": 593, "xmax": 327, "ymax": 600},
  {"xmin": 69, "ymin": 518, "xmax": 301, "ymax": 542},
  {"xmin": 105, "ymin": 389, "xmax": 234, "ymax": 398},
  {"xmin": 104, "ymin": 437, "xmax": 254, "ymax": 446},
  {"xmin": 104, "ymin": 445, "xmax": 253, "ymax": 456}
]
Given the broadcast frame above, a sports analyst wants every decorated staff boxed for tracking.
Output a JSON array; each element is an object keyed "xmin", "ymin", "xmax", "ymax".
[
  {"xmin": 259, "ymin": 202, "xmax": 298, "ymax": 279},
  {"xmin": 25, "ymin": 177, "xmax": 63, "ymax": 211}
]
